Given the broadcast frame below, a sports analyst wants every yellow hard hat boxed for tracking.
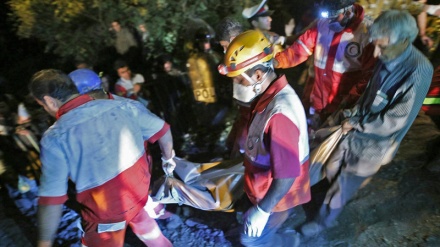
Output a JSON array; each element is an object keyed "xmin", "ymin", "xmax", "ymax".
[{"xmin": 218, "ymin": 30, "xmax": 273, "ymax": 77}]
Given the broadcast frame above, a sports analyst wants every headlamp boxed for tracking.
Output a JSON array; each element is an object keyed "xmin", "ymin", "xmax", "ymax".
[
  {"xmin": 218, "ymin": 64, "xmax": 229, "ymax": 75},
  {"xmin": 320, "ymin": 5, "xmax": 352, "ymax": 19},
  {"xmin": 320, "ymin": 8, "xmax": 343, "ymax": 19}
]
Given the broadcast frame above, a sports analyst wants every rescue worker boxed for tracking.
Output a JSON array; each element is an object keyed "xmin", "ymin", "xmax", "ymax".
[
  {"xmin": 218, "ymin": 30, "xmax": 311, "ymax": 247},
  {"xmin": 30, "ymin": 69, "xmax": 175, "ymax": 247},
  {"xmin": 68, "ymin": 67, "xmax": 183, "ymax": 228},
  {"xmin": 274, "ymin": 0, "xmax": 377, "ymax": 126},
  {"xmin": 300, "ymin": 10, "xmax": 434, "ymax": 237}
]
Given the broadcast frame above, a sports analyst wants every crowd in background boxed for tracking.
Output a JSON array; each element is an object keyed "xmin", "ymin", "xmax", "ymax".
[{"xmin": 1, "ymin": 0, "xmax": 440, "ymax": 246}]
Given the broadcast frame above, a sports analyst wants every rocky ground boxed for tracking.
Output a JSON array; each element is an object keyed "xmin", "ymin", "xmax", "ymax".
[{"xmin": 1, "ymin": 112, "xmax": 440, "ymax": 247}]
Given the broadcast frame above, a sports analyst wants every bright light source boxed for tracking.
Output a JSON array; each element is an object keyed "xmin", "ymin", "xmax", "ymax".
[{"xmin": 321, "ymin": 11, "xmax": 329, "ymax": 18}]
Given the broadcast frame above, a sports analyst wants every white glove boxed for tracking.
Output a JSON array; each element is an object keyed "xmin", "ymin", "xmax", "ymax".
[
  {"xmin": 243, "ymin": 205, "xmax": 271, "ymax": 237},
  {"xmin": 272, "ymin": 36, "xmax": 286, "ymax": 46},
  {"xmin": 161, "ymin": 150, "xmax": 176, "ymax": 176},
  {"xmin": 284, "ymin": 18, "xmax": 295, "ymax": 37}
]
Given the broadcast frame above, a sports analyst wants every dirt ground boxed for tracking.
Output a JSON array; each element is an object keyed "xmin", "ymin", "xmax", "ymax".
[
  {"xmin": 288, "ymin": 112, "xmax": 440, "ymax": 247},
  {"xmin": 1, "ymin": 112, "xmax": 440, "ymax": 247}
]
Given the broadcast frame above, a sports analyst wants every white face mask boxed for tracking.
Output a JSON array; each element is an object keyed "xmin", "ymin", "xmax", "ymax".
[
  {"xmin": 233, "ymin": 83, "xmax": 259, "ymax": 103},
  {"xmin": 328, "ymin": 21, "xmax": 345, "ymax": 32},
  {"xmin": 232, "ymin": 70, "xmax": 268, "ymax": 103},
  {"xmin": 327, "ymin": 9, "xmax": 353, "ymax": 33}
]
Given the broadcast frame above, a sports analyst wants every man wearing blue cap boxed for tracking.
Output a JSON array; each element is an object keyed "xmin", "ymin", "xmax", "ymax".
[{"xmin": 32, "ymin": 69, "xmax": 176, "ymax": 247}]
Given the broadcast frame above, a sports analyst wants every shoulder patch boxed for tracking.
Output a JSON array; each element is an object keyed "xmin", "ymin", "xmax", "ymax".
[{"xmin": 345, "ymin": 42, "xmax": 361, "ymax": 57}]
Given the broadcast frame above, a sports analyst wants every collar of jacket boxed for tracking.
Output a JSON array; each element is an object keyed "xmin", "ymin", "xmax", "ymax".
[
  {"xmin": 253, "ymin": 74, "xmax": 288, "ymax": 113},
  {"xmin": 382, "ymin": 45, "xmax": 413, "ymax": 72},
  {"xmin": 56, "ymin": 94, "xmax": 95, "ymax": 119}
]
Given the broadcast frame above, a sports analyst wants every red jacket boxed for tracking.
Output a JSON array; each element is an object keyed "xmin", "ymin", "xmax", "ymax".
[{"xmin": 275, "ymin": 4, "xmax": 376, "ymax": 116}]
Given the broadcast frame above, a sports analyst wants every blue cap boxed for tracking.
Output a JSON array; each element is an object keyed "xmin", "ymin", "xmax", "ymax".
[{"xmin": 68, "ymin": 68, "xmax": 102, "ymax": 94}]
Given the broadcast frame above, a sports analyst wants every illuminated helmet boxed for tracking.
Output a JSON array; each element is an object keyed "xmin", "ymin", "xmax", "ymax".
[
  {"xmin": 317, "ymin": 0, "xmax": 355, "ymax": 19},
  {"xmin": 68, "ymin": 68, "xmax": 102, "ymax": 94},
  {"xmin": 218, "ymin": 30, "xmax": 273, "ymax": 77}
]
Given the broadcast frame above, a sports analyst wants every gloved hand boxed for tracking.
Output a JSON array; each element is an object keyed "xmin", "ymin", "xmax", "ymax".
[
  {"xmin": 272, "ymin": 36, "xmax": 286, "ymax": 46},
  {"xmin": 284, "ymin": 18, "xmax": 295, "ymax": 37},
  {"xmin": 243, "ymin": 205, "xmax": 270, "ymax": 237},
  {"xmin": 161, "ymin": 150, "xmax": 176, "ymax": 176}
]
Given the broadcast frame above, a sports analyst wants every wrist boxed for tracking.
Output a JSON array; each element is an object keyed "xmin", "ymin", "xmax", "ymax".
[
  {"xmin": 256, "ymin": 204, "xmax": 271, "ymax": 216},
  {"xmin": 161, "ymin": 149, "xmax": 175, "ymax": 163},
  {"xmin": 279, "ymin": 36, "xmax": 286, "ymax": 46}
]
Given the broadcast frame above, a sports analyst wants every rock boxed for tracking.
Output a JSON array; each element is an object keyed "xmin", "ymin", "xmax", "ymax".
[
  {"xmin": 185, "ymin": 218, "xmax": 206, "ymax": 227},
  {"xmin": 165, "ymin": 214, "xmax": 183, "ymax": 230}
]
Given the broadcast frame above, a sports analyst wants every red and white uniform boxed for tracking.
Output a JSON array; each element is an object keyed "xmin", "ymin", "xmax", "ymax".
[
  {"xmin": 275, "ymin": 4, "xmax": 376, "ymax": 115},
  {"xmin": 244, "ymin": 75, "xmax": 310, "ymax": 212},
  {"xmin": 39, "ymin": 95, "xmax": 171, "ymax": 246}
]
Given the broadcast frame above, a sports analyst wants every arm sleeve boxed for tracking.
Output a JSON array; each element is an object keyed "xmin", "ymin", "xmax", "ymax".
[
  {"xmin": 284, "ymin": 19, "xmax": 318, "ymax": 46},
  {"xmin": 38, "ymin": 138, "xmax": 69, "ymax": 205},
  {"xmin": 265, "ymin": 114, "xmax": 301, "ymax": 179},
  {"xmin": 37, "ymin": 204, "xmax": 63, "ymax": 242},
  {"xmin": 274, "ymin": 23, "xmax": 318, "ymax": 69}
]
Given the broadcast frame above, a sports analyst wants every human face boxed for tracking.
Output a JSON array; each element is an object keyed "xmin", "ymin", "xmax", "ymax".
[
  {"xmin": 138, "ymin": 24, "xmax": 147, "ymax": 33},
  {"xmin": 36, "ymin": 97, "xmax": 58, "ymax": 117},
  {"xmin": 203, "ymin": 41, "xmax": 211, "ymax": 52},
  {"xmin": 331, "ymin": 13, "xmax": 345, "ymax": 23},
  {"xmin": 328, "ymin": 9, "xmax": 352, "ymax": 31},
  {"xmin": 220, "ymin": 41, "xmax": 230, "ymax": 53},
  {"xmin": 117, "ymin": 66, "xmax": 132, "ymax": 80},
  {"xmin": 232, "ymin": 73, "xmax": 258, "ymax": 103},
  {"xmin": 111, "ymin": 21, "xmax": 121, "ymax": 32},
  {"xmin": 220, "ymin": 36, "xmax": 237, "ymax": 53},
  {"xmin": 163, "ymin": 61, "xmax": 172, "ymax": 72},
  {"xmin": 254, "ymin": 16, "xmax": 272, "ymax": 31},
  {"xmin": 232, "ymin": 72, "xmax": 254, "ymax": 87},
  {"xmin": 373, "ymin": 37, "xmax": 408, "ymax": 62}
]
